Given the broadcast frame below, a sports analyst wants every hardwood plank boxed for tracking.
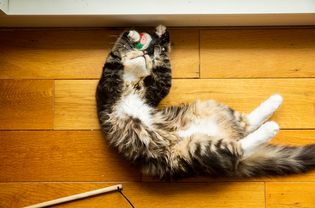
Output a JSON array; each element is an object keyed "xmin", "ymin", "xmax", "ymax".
[
  {"xmin": 0, "ymin": 29, "xmax": 199, "ymax": 79},
  {"xmin": 272, "ymin": 130, "xmax": 315, "ymax": 146},
  {"xmin": 0, "ymin": 29, "xmax": 117, "ymax": 79},
  {"xmin": 0, "ymin": 80, "xmax": 53, "ymax": 129},
  {"xmin": 266, "ymin": 182, "xmax": 315, "ymax": 208},
  {"xmin": 170, "ymin": 29, "xmax": 199, "ymax": 78},
  {"xmin": 56, "ymin": 79, "xmax": 315, "ymax": 129},
  {"xmin": 0, "ymin": 131, "xmax": 140, "ymax": 182},
  {"xmin": 54, "ymin": 80, "xmax": 99, "ymax": 129},
  {"xmin": 200, "ymin": 28, "xmax": 315, "ymax": 78},
  {"xmin": 0, "ymin": 182, "xmax": 264, "ymax": 208}
]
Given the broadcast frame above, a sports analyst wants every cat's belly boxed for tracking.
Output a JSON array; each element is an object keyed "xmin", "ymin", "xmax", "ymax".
[
  {"xmin": 176, "ymin": 117, "xmax": 220, "ymax": 138},
  {"xmin": 114, "ymin": 93, "xmax": 153, "ymax": 128}
]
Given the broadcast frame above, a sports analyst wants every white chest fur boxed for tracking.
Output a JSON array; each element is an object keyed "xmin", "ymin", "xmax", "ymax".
[
  {"xmin": 115, "ymin": 93, "xmax": 153, "ymax": 128},
  {"xmin": 177, "ymin": 117, "xmax": 219, "ymax": 138}
]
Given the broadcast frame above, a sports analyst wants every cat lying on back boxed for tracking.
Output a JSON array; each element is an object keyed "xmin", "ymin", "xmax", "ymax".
[{"xmin": 96, "ymin": 25, "xmax": 315, "ymax": 179}]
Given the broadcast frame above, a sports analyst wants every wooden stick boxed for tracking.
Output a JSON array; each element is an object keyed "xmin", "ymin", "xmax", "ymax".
[{"xmin": 24, "ymin": 184, "xmax": 122, "ymax": 208}]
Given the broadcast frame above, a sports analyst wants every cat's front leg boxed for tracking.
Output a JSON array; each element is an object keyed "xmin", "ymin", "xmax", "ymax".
[
  {"xmin": 155, "ymin": 25, "xmax": 167, "ymax": 37},
  {"xmin": 143, "ymin": 60, "xmax": 171, "ymax": 106}
]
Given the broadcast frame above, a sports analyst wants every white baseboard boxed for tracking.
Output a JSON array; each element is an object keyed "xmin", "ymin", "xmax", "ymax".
[{"xmin": 1, "ymin": 0, "xmax": 315, "ymax": 27}]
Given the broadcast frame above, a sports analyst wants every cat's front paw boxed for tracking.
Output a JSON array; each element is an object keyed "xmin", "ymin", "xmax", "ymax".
[{"xmin": 156, "ymin": 25, "xmax": 167, "ymax": 37}]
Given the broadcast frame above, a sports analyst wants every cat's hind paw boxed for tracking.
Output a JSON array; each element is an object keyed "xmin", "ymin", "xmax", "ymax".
[
  {"xmin": 260, "ymin": 121, "xmax": 280, "ymax": 139},
  {"xmin": 240, "ymin": 121, "xmax": 279, "ymax": 155},
  {"xmin": 268, "ymin": 94, "xmax": 283, "ymax": 111}
]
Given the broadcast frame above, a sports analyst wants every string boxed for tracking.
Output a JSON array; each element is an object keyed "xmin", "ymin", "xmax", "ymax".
[{"xmin": 117, "ymin": 187, "xmax": 135, "ymax": 208}]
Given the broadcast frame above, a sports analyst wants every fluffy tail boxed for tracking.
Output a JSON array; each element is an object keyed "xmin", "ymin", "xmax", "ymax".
[{"xmin": 237, "ymin": 144, "xmax": 315, "ymax": 177}]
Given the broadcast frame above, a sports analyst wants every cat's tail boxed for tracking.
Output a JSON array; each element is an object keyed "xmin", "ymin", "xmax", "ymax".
[{"xmin": 236, "ymin": 144, "xmax": 315, "ymax": 177}]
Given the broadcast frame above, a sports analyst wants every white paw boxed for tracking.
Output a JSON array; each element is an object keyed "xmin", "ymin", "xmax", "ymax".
[
  {"xmin": 156, "ymin": 25, "xmax": 167, "ymax": 37},
  {"xmin": 260, "ymin": 121, "xmax": 279, "ymax": 139},
  {"xmin": 268, "ymin": 94, "xmax": 283, "ymax": 110},
  {"xmin": 240, "ymin": 121, "xmax": 279, "ymax": 155}
]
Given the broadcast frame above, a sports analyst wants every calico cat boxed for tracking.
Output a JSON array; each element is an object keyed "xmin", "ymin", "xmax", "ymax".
[{"xmin": 96, "ymin": 25, "xmax": 315, "ymax": 179}]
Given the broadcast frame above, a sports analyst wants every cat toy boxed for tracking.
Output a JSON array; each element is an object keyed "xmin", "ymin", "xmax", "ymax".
[
  {"xmin": 128, "ymin": 30, "xmax": 152, "ymax": 50},
  {"xmin": 23, "ymin": 184, "xmax": 134, "ymax": 208}
]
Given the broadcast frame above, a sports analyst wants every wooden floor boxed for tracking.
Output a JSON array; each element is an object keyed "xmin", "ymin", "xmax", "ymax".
[{"xmin": 1, "ymin": 27, "xmax": 315, "ymax": 207}]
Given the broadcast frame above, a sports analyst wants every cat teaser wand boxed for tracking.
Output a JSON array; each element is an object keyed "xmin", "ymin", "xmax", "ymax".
[{"xmin": 24, "ymin": 184, "xmax": 123, "ymax": 208}]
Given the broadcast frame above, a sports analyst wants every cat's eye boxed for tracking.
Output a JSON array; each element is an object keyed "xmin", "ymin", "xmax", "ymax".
[{"xmin": 162, "ymin": 47, "xmax": 165, "ymax": 51}]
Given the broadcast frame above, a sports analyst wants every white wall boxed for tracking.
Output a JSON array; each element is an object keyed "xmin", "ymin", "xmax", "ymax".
[
  {"xmin": 0, "ymin": 0, "xmax": 8, "ymax": 14},
  {"xmin": 7, "ymin": 0, "xmax": 315, "ymax": 15}
]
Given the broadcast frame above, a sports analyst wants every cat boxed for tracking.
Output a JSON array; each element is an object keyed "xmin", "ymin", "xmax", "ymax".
[{"xmin": 96, "ymin": 25, "xmax": 315, "ymax": 179}]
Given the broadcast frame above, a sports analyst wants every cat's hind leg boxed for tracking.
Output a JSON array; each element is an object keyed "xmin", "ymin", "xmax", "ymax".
[
  {"xmin": 246, "ymin": 94, "xmax": 282, "ymax": 133},
  {"xmin": 240, "ymin": 121, "xmax": 279, "ymax": 156}
]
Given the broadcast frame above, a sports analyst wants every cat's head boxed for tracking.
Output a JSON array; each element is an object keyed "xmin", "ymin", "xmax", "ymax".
[{"xmin": 110, "ymin": 25, "xmax": 171, "ymax": 82}]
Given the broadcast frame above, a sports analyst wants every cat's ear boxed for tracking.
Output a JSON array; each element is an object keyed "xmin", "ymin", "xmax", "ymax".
[{"xmin": 155, "ymin": 25, "xmax": 167, "ymax": 37}]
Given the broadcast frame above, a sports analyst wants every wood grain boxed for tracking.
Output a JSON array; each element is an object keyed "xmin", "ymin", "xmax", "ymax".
[
  {"xmin": 170, "ymin": 29, "xmax": 199, "ymax": 78},
  {"xmin": 54, "ymin": 80, "xmax": 99, "ymax": 130},
  {"xmin": 0, "ymin": 131, "xmax": 140, "ymax": 182},
  {"xmin": 0, "ymin": 80, "xmax": 53, "ymax": 129},
  {"xmin": 0, "ymin": 29, "xmax": 199, "ymax": 79},
  {"xmin": 272, "ymin": 130, "xmax": 315, "ymax": 146},
  {"xmin": 0, "ymin": 182, "xmax": 264, "ymax": 208},
  {"xmin": 0, "ymin": 29, "xmax": 117, "ymax": 79},
  {"xmin": 55, "ymin": 79, "xmax": 315, "ymax": 130},
  {"xmin": 200, "ymin": 28, "xmax": 315, "ymax": 78},
  {"xmin": 266, "ymin": 182, "xmax": 315, "ymax": 208}
]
